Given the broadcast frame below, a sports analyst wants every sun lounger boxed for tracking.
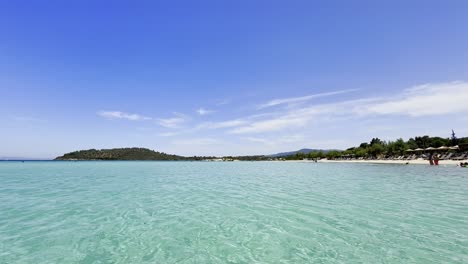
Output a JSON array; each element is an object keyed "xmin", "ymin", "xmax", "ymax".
[
  {"xmin": 453, "ymin": 153, "xmax": 467, "ymax": 160},
  {"xmin": 441, "ymin": 153, "xmax": 453, "ymax": 160}
]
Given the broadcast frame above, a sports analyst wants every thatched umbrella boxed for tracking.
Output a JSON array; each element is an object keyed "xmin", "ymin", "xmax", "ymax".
[
  {"xmin": 405, "ymin": 149, "xmax": 414, "ymax": 152},
  {"xmin": 414, "ymin": 148, "xmax": 424, "ymax": 152}
]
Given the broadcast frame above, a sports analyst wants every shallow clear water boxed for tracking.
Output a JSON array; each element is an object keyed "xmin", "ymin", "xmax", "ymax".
[{"xmin": 0, "ymin": 161, "xmax": 467, "ymax": 263}]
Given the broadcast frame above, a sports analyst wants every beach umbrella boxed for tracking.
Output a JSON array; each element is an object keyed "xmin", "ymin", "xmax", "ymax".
[
  {"xmin": 425, "ymin": 147, "xmax": 436, "ymax": 151},
  {"xmin": 437, "ymin": 146, "xmax": 449, "ymax": 150},
  {"xmin": 405, "ymin": 149, "xmax": 414, "ymax": 152},
  {"xmin": 449, "ymin": 145, "xmax": 459, "ymax": 150},
  {"xmin": 414, "ymin": 148, "xmax": 424, "ymax": 151}
]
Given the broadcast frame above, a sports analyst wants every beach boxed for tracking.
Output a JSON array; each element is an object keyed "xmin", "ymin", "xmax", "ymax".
[{"xmin": 287, "ymin": 158, "xmax": 468, "ymax": 166}]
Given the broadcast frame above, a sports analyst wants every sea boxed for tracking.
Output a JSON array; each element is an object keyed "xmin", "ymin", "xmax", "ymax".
[{"xmin": 0, "ymin": 161, "xmax": 467, "ymax": 263}]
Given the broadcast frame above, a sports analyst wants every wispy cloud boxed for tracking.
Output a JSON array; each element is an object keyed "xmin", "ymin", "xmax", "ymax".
[
  {"xmin": 199, "ymin": 119, "xmax": 248, "ymax": 129},
  {"xmin": 172, "ymin": 138, "xmax": 220, "ymax": 145},
  {"xmin": 361, "ymin": 81, "xmax": 468, "ymax": 116},
  {"xmin": 243, "ymin": 137, "xmax": 271, "ymax": 144},
  {"xmin": 196, "ymin": 107, "xmax": 214, "ymax": 115},
  {"xmin": 98, "ymin": 81, "xmax": 468, "ymax": 152},
  {"xmin": 243, "ymin": 134, "xmax": 305, "ymax": 145},
  {"xmin": 230, "ymin": 115, "xmax": 310, "ymax": 134},
  {"xmin": 258, "ymin": 89, "xmax": 359, "ymax": 109},
  {"xmin": 159, "ymin": 131, "xmax": 180, "ymax": 137},
  {"xmin": 10, "ymin": 116, "xmax": 46, "ymax": 122},
  {"xmin": 158, "ymin": 112, "xmax": 188, "ymax": 128},
  {"xmin": 228, "ymin": 81, "xmax": 468, "ymax": 134},
  {"xmin": 98, "ymin": 111, "xmax": 151, "ymax": 121}
]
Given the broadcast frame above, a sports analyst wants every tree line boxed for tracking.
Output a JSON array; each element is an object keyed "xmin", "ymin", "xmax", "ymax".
[
  {"xmin": 55, "ymin": 148, "xmax": 185, "ymax": 160},
  {"xmin": 285, "ymin": 133, "xmax": 468, "ymax": 160},
  {"xmin": 54, "ymin": 132, "xmax": 467, "ymax": 161}
]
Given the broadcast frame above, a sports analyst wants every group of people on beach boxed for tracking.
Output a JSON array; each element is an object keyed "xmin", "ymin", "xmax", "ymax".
[
  {"xmin": 428, "ymin": 153, "xmax": 440, "ymax": 165},
  {"xmin": 428, "ymin": 153, "xmax": 467, "ymax": 167}
]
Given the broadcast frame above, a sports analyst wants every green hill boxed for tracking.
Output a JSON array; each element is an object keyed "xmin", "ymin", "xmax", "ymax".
[{"xmin": 54, "ymin": 148, "xmax": 184, "ymax": 160}]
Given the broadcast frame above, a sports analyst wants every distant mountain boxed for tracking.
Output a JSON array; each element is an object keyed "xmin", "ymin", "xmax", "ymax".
[
  {"xmin": 268, "ymin": 148, "xmax": 336, "ymax": 157},
  {"xmin": 55, "ymin": 148, "xmax": 184, "ymax": 161}
]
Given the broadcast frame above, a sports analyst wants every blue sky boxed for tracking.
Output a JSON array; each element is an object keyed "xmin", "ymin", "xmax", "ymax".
[{"xmin": 1, "ymin": 1, "xmax": 468, "ymax": 158}]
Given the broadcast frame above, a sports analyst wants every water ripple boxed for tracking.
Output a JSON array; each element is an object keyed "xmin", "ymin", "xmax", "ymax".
[{"xmin": 0, "ymin": 161, "xmax": 467, "ymax": 263}]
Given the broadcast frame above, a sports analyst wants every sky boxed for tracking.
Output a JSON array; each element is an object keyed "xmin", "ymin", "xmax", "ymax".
[{"xmin": 1, "ymin": 1, "xmax": 468, "ymax": 158}]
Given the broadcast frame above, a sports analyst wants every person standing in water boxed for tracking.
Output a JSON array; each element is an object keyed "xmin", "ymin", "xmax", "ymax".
[
  {"xmin": 433, "ymin": 154, "xmax": 439, "ymax": 166},
  {"xmin": 429, "ymin": 153, "xmax": 434, "ymax": 165}
]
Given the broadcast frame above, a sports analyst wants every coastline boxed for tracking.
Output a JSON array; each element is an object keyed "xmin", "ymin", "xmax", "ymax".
[{"xmin": 285, "ymin": 158, "xmax": 468, "ymax": 166}]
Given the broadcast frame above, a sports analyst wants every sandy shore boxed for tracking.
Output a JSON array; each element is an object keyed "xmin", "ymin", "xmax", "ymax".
[{"xmin": 285, "ymin": 158, "xmax": 468, "ymax": 166}]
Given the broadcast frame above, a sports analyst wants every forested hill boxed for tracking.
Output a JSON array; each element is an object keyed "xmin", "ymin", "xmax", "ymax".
[{"xmin": 54, "ymin": 148, "xmax": 184, "ymax": 160}]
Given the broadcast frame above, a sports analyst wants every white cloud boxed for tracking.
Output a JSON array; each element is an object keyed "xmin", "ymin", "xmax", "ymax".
[
  {"xmin": 230, "ymin": 116, "xmax": 309, "ymax": 134},
  {"xmin": 227, "ymin": 102, "xmax": 342, "ymax": 134},
  {"xmin": 226, "ymin": 81, "xmax": 468, "ymax": 134},
  {"xmin": 99, "ymin": 81, "xmax": 468, "ymax": 153},
  {"xmin": 258, "ymin": 89, "xmax": 358, "ymax": 109},
  {"xmin": 11, "ymin": 116, "xmax": 45, "ymax": 122},
  {"xmin": 361, "ymin": 81, "xmax": 468, "ymax": 116},
  {"xmin": 199, "ymin": 119, "xmax": 248, "ymax": 129},
  {"xmin": 159, "ymin": 132, "xmax": 180, "ymax": 137},
  {"xmin": 196, "ymin": 108, "xmax": 214, "ymax": 115},
  {"xmin": 158, "ymin": 117, "xmax": 184, "ymax": 128},
  {"xmin": 212, "ymin": 120, "xmax": 246, "ymax": 128},
  {"xmin": 172, "ymin": 138, "xmax": 220, "ymax": 145},
  {"xmin": 243, "ymin": 137, "xmax": 272, "ymax": 145},
  {"xmin": 158, "ymin": 113, "xmax": 188, "ymax": 128},
  {"xmin": 98, "ymin": 111, "xmax": 151, "ymax": 121},
  {"xmin": 243, "ymin": 134, "xmax": 305, "ymax": 145}
]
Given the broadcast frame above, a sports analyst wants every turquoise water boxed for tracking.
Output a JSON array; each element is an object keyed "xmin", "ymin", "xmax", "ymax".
[{"xmin": 0, "ymin": 161, "xmax": 467, "ymax": 263}]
